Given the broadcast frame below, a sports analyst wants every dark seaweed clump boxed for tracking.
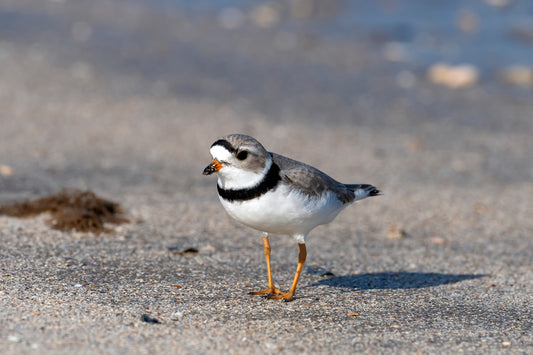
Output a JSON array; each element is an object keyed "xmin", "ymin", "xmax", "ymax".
[{"xmin": 0, "ymin": 189, "xmax": 128, "ymax": 233}]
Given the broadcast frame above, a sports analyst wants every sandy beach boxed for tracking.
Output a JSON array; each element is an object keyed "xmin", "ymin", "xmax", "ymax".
[{"xmin": 1, "ymin": 1, "xmax": 532, "ymax": 353}]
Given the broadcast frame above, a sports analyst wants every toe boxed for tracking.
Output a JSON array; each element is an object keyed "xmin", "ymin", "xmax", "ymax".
[
  {"xmin": 250, "ymin": 287, "xmax": 282, "ymax": 296},
  {"xmin": 266, "ymin": 292, "xmax": 294, "ymax": 301}
]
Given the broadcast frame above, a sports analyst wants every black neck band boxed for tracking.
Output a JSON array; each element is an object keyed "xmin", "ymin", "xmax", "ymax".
[{"xmin": 217, "ymin": 162, "xmax": 281, "ymax": 202}]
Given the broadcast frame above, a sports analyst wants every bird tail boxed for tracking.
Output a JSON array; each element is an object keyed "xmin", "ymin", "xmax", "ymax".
[{"xmin": 346, "ymin": 184, "xmax": 381, "ymax": 201}]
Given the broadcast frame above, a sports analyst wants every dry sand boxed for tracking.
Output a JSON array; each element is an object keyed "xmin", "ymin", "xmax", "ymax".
[{"xmin": 0, "ymin": 1, "xmax": 532, "ymax": 354}]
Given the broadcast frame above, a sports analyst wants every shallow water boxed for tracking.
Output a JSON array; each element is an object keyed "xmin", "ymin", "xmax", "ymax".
[
  {"xmin": 146, "ymin": 0, "xmax": 533, "ymax": 68},
  {"xmin": 0, "ymin": 0, "xmax": 532, "ymax": 132}
]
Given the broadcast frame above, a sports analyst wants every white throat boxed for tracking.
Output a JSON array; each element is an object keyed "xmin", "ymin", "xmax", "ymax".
[{"xmin": 218, "ymin": 156, "xmax": 272, "ymax": 190}]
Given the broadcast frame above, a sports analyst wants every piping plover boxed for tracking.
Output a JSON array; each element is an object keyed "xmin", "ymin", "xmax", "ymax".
[{"xmin": 203, "ymin": 134, "xmax": 380, "ymax": 301}]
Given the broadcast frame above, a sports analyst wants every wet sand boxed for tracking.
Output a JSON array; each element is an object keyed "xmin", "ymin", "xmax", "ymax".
[{"xmin": 0, "ymin": 1, "xmax": 532, "ymax": 354}]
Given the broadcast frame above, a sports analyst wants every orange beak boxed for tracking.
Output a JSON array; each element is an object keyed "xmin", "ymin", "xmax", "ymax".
[{"xmin": 203, "ymin": 159, "xmax": 223, "ymax": 175}]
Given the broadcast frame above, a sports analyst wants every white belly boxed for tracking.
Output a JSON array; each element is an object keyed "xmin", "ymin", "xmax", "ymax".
[{"xmin": 219, "ymin": 184, "xmax": 347, "ymax": 236}]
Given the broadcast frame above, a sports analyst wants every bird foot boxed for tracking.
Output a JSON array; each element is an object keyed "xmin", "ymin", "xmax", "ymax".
[
  {"xmin": 266, "ymin": 292, "xmax": 295, "ymax": 302},
  {"xmin": 249, "ymin": 287, "xmax": 283, "ymax": 296},
  {"xmin": 249, "ymin": 287, "xmax": 295, "ymax": 302}
]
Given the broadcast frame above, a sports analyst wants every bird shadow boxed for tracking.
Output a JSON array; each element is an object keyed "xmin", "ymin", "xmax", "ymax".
[{"xmin": 308, "ymin": 271, "xmax": 486, "ymax": 290}]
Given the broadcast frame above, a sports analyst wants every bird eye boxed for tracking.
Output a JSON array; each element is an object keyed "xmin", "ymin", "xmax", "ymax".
[{"xmin": 236, "ymin": 150, "xmax": 248, "ymax": 160}]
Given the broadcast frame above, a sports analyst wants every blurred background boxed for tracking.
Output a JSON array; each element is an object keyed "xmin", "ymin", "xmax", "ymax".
[
  {"xmin": 1, "ymin": 3, "xmax": 532, "ymax": 352},
  {"xmin": 0, "ymin": 0, "xmax": 532, "ymax": 204},
  {"xmin": 2, "ymin": 0, "xmax": 533, "ymax": 120}
]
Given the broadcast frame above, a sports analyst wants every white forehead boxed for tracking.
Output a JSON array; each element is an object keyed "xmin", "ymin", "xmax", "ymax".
[{"xmin": 210, "ymin": 145, "xmax": 233, "ymax": 161}]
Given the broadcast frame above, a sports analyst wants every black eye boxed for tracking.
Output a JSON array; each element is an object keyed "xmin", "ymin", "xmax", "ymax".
[{"xmin": 236, "ymin": 150, "xmax": 248, "ymax": 160}]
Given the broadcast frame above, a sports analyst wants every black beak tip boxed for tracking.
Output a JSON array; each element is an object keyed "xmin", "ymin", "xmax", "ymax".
[{"xmin": 203, "ymin": 165, "xmax": 214, "ymax": 175}]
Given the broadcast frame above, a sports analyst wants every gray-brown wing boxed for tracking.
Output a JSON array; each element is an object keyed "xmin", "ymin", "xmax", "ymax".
[{"xmin": 270, "ymin": 153, "xmax": 355, "ymax": 204}]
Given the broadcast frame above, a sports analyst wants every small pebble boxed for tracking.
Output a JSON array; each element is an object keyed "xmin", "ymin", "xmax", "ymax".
[
  {"xmin": 0, "ymin": 164, "xmax": 13, "ymax": 176},
  {"xmin": 141, "ymin": 314, "xmax": 161, "ymax": 324},
  {"xmin": 172, "ymin": 311, "xmax": 184, "ymax": 320},
  {"xmin": 429, "ymin": 236, "xmax": 446, "ymax": 245},
  {"xmin": 265, "ymin": 342, "xmax": 277, "ymax": 349},
  {"xmin": 168, "ymin": 246, "xmax": 199, "ymax": 255},
  {"xmin": 7, "ymin": 335, "xmax": 20, "ymax": 342},
  {"xmin": 427, "ymin": 63, "xmax": 479, "ymax": 89},
  {"xmin": 387, "ymin": 225, "xmax": 408, "ymax": 239},
  {"xmin": 321, "ymin": 271, "xmax": 336, "ymax": 277}
]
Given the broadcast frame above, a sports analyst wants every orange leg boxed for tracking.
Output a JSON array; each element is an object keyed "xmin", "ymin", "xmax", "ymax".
[
  {"xmin": 267, "ymin": 243, "xmax": 307, "ymax": 302},
  {"xmin": 249, "ymin": 236, "xmax": 283, "ymax": 296}
]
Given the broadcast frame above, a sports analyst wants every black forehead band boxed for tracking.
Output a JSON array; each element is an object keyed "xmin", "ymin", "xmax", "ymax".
[{"xmin": 210, "ymin": 139, "xmax": 237, "ymax": 154}]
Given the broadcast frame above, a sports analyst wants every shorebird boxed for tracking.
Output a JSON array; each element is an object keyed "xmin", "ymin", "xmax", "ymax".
[{"xmin": 203, "ymin": 134, "xmax": 380, "ymax": 301}]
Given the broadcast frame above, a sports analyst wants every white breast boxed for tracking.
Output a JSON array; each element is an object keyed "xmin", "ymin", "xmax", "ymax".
[{"xmin": 219, "ymin": 183, "xmax": 348, "ymax": 237}]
